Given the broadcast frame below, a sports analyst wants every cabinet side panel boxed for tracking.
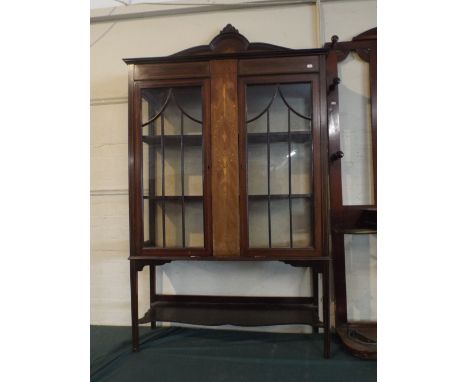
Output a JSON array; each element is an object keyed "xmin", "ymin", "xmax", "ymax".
[
  {"xmin": 127, "ymin": 64, "xmax": 138, "ymax": 256},
  {"xmin": 210, "ymin": 60, "xmax": 240, "ymax": 256}
]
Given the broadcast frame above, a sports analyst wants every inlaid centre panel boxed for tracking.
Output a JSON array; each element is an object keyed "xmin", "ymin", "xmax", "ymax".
[{"xmin": 210, "ymin": 60, "xmax": 240, "ymax": 256}]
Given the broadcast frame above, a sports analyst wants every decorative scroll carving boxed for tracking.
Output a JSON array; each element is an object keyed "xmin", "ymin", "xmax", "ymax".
[
  {"xmin": 209, "ymin": 23, "xmax": 249, "ymax": 53},
  {"xmin": 172, "ymin": 24, "xmax": 291, "ymax": 57},
  {"xmin": 133, "ymin": 260, "xmax": 172, "ymax": 271},
  {"xmin": 220, "ymin": 23, "xmax": 239, "ymax": 35},
  {"xmin": 352, "ymin": 28, "xmax": 377, "ymax": 41},
  {"xmin": 354, "ymin": 48, "xmax": 371, "ymax": 62},
  {"xmin": 325, "ymin": 27, "xmax": 376, "ymax": 63}
]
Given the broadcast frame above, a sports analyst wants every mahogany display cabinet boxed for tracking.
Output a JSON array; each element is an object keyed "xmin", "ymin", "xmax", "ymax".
[{"xmin": 124, "ymin": 25, "xmax": 333, "ymax": 358}]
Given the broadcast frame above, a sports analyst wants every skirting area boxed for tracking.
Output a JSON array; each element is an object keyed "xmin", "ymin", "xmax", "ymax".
[{"xmin": 91, "ymin": 326, "xmax": 376, "ymax": 382}]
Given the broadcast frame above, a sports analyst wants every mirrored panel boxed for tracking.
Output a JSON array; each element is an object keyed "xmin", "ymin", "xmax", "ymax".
[
  {"xmin": 141, "ymin": 86, "xmax": 204, "ymax": 248},
  {"xmin": 338, "ymin": 53, "xmax": 375, "ymax": 205},
  {"xmin": 344, "ymin": 234, "xmax": 377, "ymax": 321}
]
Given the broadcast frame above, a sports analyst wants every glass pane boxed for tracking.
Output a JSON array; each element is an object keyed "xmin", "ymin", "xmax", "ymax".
[
  {"xmin": 142, "ymin": 139, "xmax": 163, "ymax": 196},
  {"xmin": 291, "ymin": 198, "xmax": 312, "ymax": 247},
  {"xmin": 246, "ymin": 85, "xmax": 275, "ymax": 134},
  {"xmin": 164, "ymin": 145, "xmax": 181, "ymax": 196},
  {"xmin": 344, "ymin": 234, "xmax": 377, "ymax": 321},
  {"xmin": 185, "ymin": 200, "xmax": 204, "ymax": 247},
  {"xmin": 142, "ymin": 97, "xmax": 149, "ymax": 130},
  {"xmin": 269, "ymin": 93, "xmax": 288, "ymax": 133},
  {"xmin": 141, "ymin": 86, "xmax": 203, "ymax": 248},
  {"xmin": 184, "ymin": 145, "xmax": 203, "ymax": 196},
  {"xmin": 248, "ymin": 143, "xmax": 267, "ymax": 195},
  {"xmin": 248, "ymin": 199, "xmax": 269, "ymax": 247},
  {"xmin": 143, "ymin": 198, "xmax": 162, "ymax": 246},
  {"xmin": 174, "ymin": 87, "xmax": 203, "ymax": 135},
  {"xmin": 279, "ymin": 83, "xmax": 311, "ymax": 132},
  {"xmin": 141, "ymin": 88, "xmax": 171, "ymax": 135},
  {"xmin": 164, "ymin": 200, "xmax": 183, "ymax": 248},
  {"xmin": 291, "ymin": 139, "xmax": 311, "ymax": 195},
  {"xmin": 142, "ymin": 139, "xmax": 149, "ymax": 196},
  {"xmin": 155, "ymin": 202, "xmax": 164, "ymax": 247},
  {"xmin": 338, "ymin": 53, "xmax": 374, "ymax": 205},
  {"xmin": 246, "ymin": 82, "xmax": 314, "ymax": 249},
  {"xmin": 162, "ymin": 100, "xmax": 181, "ymax": 135},
  {"xmin": 290, "ymin": 112, "xmax": 311, "ymax": 133},
  {"xmin": 247, "ymin": 113, "xmax": 267, "ymax": 134},
  {"xmin": 270, "ymin": 142, "xmax": 289, "ymax": 195},
  {"xmin": 143, "ymin": 198, "xmax": 150, "ymax": 244},
  {"xmin": 270, "ymin": 199, "xmax": 290, "ymax": 247},
  {"xmin": 155, "ymin": 146, "xmax": 163, "ymax": 196}
]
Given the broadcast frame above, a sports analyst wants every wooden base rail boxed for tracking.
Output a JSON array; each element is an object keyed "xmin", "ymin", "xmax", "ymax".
[{"xmin": 139, "ymin": 295, "xmax": 321, "ymax": 327}]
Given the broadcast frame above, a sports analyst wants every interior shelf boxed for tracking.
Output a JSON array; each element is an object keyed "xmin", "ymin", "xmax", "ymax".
[
  {"xmin": 143, "ymin": 195, "xmax": 203, "ymax": 201},
  {"xmin": 332, "ymin": 228, "xmax": 377, "ymax": 235},
  {"xmin": 138, "ymin": 295, "xmax": 320, "ymax": 327},
  {"xmin": 143, "ymin": 134, "xmax": 202, "ymax": 146},
  {"xmin": 247, "ymin": 131, "xmax": 311, "ymax": 144},
  {"xmin": 248, "ymin": 194, "xmax": 311, "ymax": 200}
]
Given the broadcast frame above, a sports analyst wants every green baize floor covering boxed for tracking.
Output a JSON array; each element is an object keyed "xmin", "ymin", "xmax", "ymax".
[{"xmin": 91, "ymin": 326, "xmax": 376, "ymax": 382}]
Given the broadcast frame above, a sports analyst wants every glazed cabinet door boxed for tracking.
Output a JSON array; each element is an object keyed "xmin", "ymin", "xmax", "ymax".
[
  {"xmin": 131, "ymin": 79, "xmax": 212, "ymax": 256},
  {"xmin": 239, "ymin": 75, "xmax": 323, "ymax": 256}
]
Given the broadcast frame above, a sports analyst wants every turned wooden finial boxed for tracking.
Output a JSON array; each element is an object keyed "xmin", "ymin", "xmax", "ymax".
[
  {"xmin": 209, "ymin": 24, "xmax": 249, "ymax": 53},
  {"xmin": 220, "ymin": 24, "xmax": 239, "ymax": 35},
  {"xmin": 330, "ymin": 35, "xmax": 339, "ymax": 48}
]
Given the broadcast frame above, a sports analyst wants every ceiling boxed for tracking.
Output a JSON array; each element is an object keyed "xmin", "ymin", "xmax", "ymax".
[{"xmin": 90, "ymin": 0, "xmax": 263, "ymax": 10}]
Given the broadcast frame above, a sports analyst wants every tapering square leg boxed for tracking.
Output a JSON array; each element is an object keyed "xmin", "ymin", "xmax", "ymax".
[
  {"xmin": 311, "ymin": 267, "xmax": 319, "ymax": 333},
  {"xmin": 322, "ymin": 260, "xmax": 331, "ymax": 358},
  {"xmin": 150, "ymin": 265, "xmax": 156, "ymax": 329},
  {"xmin": 130, "ymin": 261, "xmax": 139, "ymax": 352}
]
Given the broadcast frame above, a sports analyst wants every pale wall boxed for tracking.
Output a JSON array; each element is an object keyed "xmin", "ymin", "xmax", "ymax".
[{"xmin": 91, "ymin": 0, "xmax": 377, "ymax": 330}]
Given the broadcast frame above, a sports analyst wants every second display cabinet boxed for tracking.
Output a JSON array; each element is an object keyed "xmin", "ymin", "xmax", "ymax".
[{"xmin": 125, "ymin": 25, "xmax": 332, "ymax": 357}]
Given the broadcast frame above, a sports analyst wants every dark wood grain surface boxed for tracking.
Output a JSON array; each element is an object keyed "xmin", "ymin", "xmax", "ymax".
[
  {"xmin": 238, "ymin": 56, "xmax": 319, "ymax": 75},
  {"xmin": 210, "ymin": 59, "xmax": 241, "ymax": 257},
  {"xmin": 134, "ymin": 61, "xmax": 210, "ymax": 80}
]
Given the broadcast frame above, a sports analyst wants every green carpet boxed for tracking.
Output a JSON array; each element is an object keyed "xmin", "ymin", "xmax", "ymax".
[{"xmin": 91, "ymin": 326, "xmax": 376, "ymax": 382}]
